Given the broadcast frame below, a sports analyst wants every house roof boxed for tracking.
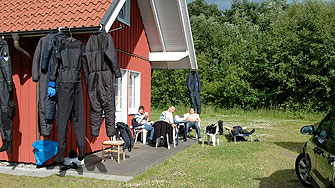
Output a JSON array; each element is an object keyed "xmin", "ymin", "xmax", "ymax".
[
  {"xmin": 0, "ymin": 0, "xmax": 114, "ymax": 33},
  {"xmin": 1, "ymin": 0, "xmax": 197, "ymax": 70},
  {"xmin": 138, "ymin": 0, "xmax": 197, "ymax": 70}
]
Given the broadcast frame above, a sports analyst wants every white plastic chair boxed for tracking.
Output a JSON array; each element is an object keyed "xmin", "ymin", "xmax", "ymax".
[
  {"xmin": 202, "ymin": 124, "xmax": 219, "ymax": 147},
  {"xmin": 134, "ymin": 126, "xmax": 148, "ymax": 144}
]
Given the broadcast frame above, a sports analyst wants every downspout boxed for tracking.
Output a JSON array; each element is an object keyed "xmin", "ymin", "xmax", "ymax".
[{"xmin": 11, "ymin": 33, "xmax": 32, "ymax": 61}]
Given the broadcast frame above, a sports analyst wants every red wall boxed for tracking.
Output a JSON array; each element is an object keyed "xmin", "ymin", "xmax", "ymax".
[{"xmin": 0, "ymin": 0, "xmax": 151, "ymax": 163}]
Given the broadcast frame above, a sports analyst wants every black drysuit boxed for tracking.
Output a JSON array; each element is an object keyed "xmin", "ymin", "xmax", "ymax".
[
  {"xmin": 85, "ymin": 31, "xmax": 121, "ymax": 137},
  {"xmin": 32, "ymin": 35, "xmax": 53, "ymax": 137},
  {"xmin": 116, "ymin": 122, "xmax": 134, "ymax": 152},
  {"xmin": 0, "ymin": 38, "xmax": 13, "ymax": 154},
  {"xmin": 50, "ymin": 38, "xmax": 87, "ymax": 163},
  {"xmin": 186, "ymin": 71, "xmax": 201, "ymax": 115},
  {"xmin": 41, "ymin": 32, "xmax": 67, "ymax": 129}
]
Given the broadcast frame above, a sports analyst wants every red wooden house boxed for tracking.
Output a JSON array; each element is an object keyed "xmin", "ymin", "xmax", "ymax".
[{"xmin": 0, "ymin": 0, "xmax": 197, "ymax": 163}]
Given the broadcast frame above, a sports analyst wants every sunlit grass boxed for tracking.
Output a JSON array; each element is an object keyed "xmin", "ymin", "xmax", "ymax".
[{"xmin": 0, "ymin": 108, "xmax": 324, "ymax": 187}]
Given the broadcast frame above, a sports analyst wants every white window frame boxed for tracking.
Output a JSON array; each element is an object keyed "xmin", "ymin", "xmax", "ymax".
[
  {"xmin": 114, "ymin": 69, "xmax": 127, "ymax": 123},
  {"xmin": 117, "ymin": 0, "xmax": 131, "ymax": 26},
  {"xmin": 128, "ymin": 70, "xmax": 141, "ymax": 114},
  {"xmin": 115, "ymin": 69, "xmax": 126, "ymax": 111}
]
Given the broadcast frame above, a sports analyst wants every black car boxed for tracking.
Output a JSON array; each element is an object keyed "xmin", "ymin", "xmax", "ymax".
[{"xmin": 296, "ymin": 111, "xmax": 335, "ymax": 188}]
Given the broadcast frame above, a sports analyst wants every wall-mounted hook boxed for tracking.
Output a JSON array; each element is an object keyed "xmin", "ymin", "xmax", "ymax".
[
  {"xmin": 58, "ymin": 27, "xmax": 62, "ymax": 32},
  {"xmin": 108, "ymin": 24, "xmax": 124, "ymax": 32},
  {"xmin": 99, "ymin": 24, "xmax": 103, "ymax": 31}
]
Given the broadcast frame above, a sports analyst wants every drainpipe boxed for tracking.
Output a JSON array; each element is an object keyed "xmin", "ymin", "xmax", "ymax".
[{"xmin": 11, "ymin": 33, "xmax": 32, "ymax": 61}]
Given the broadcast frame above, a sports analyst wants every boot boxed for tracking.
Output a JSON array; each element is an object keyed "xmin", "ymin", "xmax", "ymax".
[
  {"xmin": 0, "ymin": 139, "xmax": 8, "ymax": 152},
  {"xmin": 6, "ymin": 140, "xmax": 12, "ymax": 154}
]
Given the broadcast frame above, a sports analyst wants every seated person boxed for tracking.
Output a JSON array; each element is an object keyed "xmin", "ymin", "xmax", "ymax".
[
  {"xmin": 224, "ymin": 125, "xmax": 255, "ymax": 135},
  {"xmin": 160, "ymin": 106, "xmax": 178, "ymax": 132},
  {"xmin": 134, "ymin": 106, "xmax": 154, "ymax": 142},
  {"xmin": 184, "ymin": 108, "xmax": 201, "ymax": 142}
]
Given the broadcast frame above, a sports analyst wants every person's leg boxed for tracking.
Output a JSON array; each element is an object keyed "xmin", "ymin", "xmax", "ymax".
[
  {"xmin": 194, "ymin": 122, "xmax": 201, "ymax": 139},
  {"xmin": 144, "ymin": 124, "xmax": 154, "ymax": 141},
  {"xmin": 184, "ymin": 122, "xmax": 190, "ymax": 141}
]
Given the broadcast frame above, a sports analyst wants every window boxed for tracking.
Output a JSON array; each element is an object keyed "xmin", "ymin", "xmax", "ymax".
[
  {"xmin": 117, "ymin": 0, "xmax": 131, "ymax": 26},
  {"xmin": 316, "ymin": 111, "xmax": 335, "ymax": 143},
  {"xmin": 128, "ymin": 71, "xmax": 140, "ymax": 114},
  {"xmin": 115, "ymin": 74, "xmax": 123, "ymax": 111}
]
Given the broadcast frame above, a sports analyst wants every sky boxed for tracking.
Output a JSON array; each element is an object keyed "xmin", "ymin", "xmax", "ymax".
[{"xmin": 186, "ymin": 0, "xmax": 304, "ymax": 10}]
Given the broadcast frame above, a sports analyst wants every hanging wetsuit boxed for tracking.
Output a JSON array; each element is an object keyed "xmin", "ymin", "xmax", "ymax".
[
  {"xmin": 38, "ymin": 32, "xmax": 67, "ymax": 136},
  {"xmin": 85, "ymin": 31, "xmax": 121, "ymax": 137},
  {"xmin": 186, "ymin": 71, "xmax": 202, "ymax": 115},
  {"xmin": 32, "ymin": 35, "xmax": 52, "ymax": 137},
  {"xmin": 0, "ymin": 38, "xmax": 14, "ymax": 154},
  {"xmin": 49, "ymin": 38, "xmax": 87, "ymax": 163}
]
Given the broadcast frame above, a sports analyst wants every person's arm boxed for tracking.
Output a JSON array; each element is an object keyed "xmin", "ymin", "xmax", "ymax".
[
  {"xmin": 197, "ymin": 115, "xmax": 201, "ymax": 122},
  {"xmin": 135, "ymin": 114, "xmax": 144, "ymax": 124},
  {"xmin": 224, "ymin": 126, "xmax": 232, "ymax": 131}
]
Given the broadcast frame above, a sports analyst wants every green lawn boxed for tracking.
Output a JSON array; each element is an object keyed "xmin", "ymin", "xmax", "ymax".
[{"xmin": 0, "ymin": 108, "xmax": 324, "ymax": 188}]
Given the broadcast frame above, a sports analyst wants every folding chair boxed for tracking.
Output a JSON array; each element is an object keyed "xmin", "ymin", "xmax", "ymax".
[{"xmin": 229, "ymin": 129, "xmax": 253, "ymax": 143}]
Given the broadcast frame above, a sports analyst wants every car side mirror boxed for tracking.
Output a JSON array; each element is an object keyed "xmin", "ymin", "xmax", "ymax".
[{"xmin": 300, "ymin": 125, "xmax": 314, "ymax": 135}]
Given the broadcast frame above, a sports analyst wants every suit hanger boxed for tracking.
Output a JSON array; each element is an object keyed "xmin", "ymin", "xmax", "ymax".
[{"xmin": 68, "ymin": 28, "xmax": 73, "ymax": 40}]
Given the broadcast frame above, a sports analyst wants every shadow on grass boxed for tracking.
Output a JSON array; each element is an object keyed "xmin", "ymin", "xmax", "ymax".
[
  {"xmin": 224, "ymin": 134, "xmax": 248, "ymax": 142},
  {"xmin": 274, "ymin": 142, "xmax": 304, "ymax": 153},
  {"xmin": 256, "ymin": 169, "xmax": 304, "ymax": 188}
]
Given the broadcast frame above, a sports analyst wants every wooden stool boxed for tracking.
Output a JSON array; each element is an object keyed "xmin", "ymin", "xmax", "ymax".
[{"xmin": 101, "ymin": 140, "xmax": 125, "ymax": 163}]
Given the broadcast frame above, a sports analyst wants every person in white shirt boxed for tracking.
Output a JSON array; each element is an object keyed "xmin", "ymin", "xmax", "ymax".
[{"xmin": 159, "ymin": 106, "xmax": 177, "ymax": 132}]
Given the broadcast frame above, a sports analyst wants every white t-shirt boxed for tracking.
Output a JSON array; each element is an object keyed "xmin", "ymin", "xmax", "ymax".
[{"xmin": 160, "ymin": 110, "xmax": 174, "ymax": 124}]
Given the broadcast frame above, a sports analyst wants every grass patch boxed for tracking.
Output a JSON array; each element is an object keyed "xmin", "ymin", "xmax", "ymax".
[{"xmin": 0, "ymin": 108, "xmax": 324, "ymax": 187}]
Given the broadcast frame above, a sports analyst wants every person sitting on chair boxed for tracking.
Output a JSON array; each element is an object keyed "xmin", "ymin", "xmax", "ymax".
[
  {"xmin": 185, "ymin": 108, "xmax": 201, "ymax": 142},
  {"xmin": 134, "ymin": 106, "xmax": 154, "ymax": 142},
  {"xmin": 224, "ymin": 125, "xmax": 255, "ymax": 135},
  {"xmin": 160, "ymin": 106, "xmax": 178, "ymax": 132}
]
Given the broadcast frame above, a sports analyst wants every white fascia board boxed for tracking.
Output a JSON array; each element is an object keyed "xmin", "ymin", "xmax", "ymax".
[
  {"xmin": 104, "ymin": 0, "xmax": 127, "ymax": 32},
  {"xmin": 149, "ymin": 51, "xmax": 188, "ymax": 61},
  {"xmin": 149, "ymin": 0, "xmax": 166, "ymax": 52}
]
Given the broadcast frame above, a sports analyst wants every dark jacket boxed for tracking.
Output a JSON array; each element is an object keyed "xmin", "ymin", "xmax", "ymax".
[
  {"xmin": 85, "ymin": 31, "xmax": 121, "ymax": 78},
  {"xmin": 41, "ymin": 32, "xmax": 67, "ymax": 74},
  {"xmin": 116, "ymin": 122, "xmax": 134, "ymax": 152},
  {"xmin": 153, "ymin": 121, "xmax": 173, "ymax": 144},
  {"xmin": 50, "ymin": 39, "xmax": 87, "ymax": 83},
  {"xmin": 32, "ymin": 35, "xmax": 48, "ymax": 82},
  {"xmin": 186, "ymin": 71, "xmax": 201, "ymax": 93}
]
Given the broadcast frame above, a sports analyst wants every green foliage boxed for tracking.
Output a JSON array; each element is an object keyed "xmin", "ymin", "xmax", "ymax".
[{"xmin": 151, "ymin": 0, "xmax": 335, "ymax": 112}]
